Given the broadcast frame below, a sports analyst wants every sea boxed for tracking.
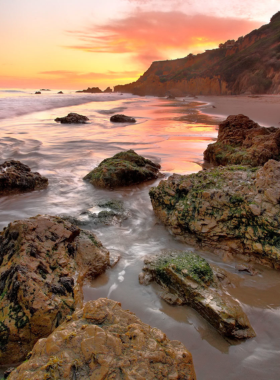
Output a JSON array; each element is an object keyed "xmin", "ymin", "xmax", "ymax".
[{"xmin": 0, "ymin": 88, "xmax": 280, "ymax": 379}]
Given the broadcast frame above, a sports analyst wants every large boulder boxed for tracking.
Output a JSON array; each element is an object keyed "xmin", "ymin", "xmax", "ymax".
[
  {"xmin": 140, "ymin": 250, "xmax": 255, "ymax": 340},
  {"xmin": 84, "ymin": 150, "xmax": 162, "ymax": 189},
  {"xmin": 0, "ymin": 215, "xmax": 110, "ymax": 364},
  {"xmin": 110, "ymin": 114, "xmax": 136, "ymax": 123},
  {"xmin": 0, "ymin": 160, "xmax": 48, "ymax": 196},
  {"xmin": 8, "ymin": 298, "xmax": 196, "ymax": 380},
  {"xmin": 204, "ymin": 114, "xmax": 280, "ymax": 166},
  {"xmin": 55, "ymin": 113, "xmax": 89, "ymax": 124},
  {"xmin": 149, "ymin": 160, "xmax": 280, "ymax": 269}
]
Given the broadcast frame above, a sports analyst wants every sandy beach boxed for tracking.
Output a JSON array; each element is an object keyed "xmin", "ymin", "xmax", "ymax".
[{"xmin": 199, "ymin": 94, "xmax": 280, "ymax": 127}]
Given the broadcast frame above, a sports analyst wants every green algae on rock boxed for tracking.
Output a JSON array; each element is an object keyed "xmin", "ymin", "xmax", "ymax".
[
  {"xmin": 8, "ymin": 298, "xmax": 197, "ymax": 380},
  {"xmin": 140, "ymin": 250, "xmax": 256, "ymax": 340},
  {"xmin": 0, "ymin": 215, "xmax": 110, "ymax": 365},
  {"xmin": 149, "ymin": 160, "xmax": 280, "ymax": 269},
  {"xmin": 204, "ymin": 114, "xmax": 280, "ymax": 167},
  {"xmin": 84, "ymin": 150, "xmax": 162, "ymax": 189}
]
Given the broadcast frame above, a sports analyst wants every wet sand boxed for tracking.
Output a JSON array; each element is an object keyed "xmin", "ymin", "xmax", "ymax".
[{"xmin": 198, "ymin": 94, "xmax": 280, "ymax": 127}]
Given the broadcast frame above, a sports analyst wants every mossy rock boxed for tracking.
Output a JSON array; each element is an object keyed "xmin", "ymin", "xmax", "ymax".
[
  {"xmin": 155, "ymin": 251, "xmax": 213, "ymax": 286},
  {"xmin": 84, "ymin": 150, "xmax": 161, "ymax": 189}
]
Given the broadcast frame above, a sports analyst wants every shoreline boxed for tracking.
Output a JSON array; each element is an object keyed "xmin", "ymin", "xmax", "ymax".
[{"xmin": 197, "ymin": 94, "xmax": 280, "ymax": 127}]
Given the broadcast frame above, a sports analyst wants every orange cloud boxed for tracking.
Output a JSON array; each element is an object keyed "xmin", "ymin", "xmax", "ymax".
[
  {"xmin": 39, "ymin": 70, "xmax": 140, "ymax": 80},
  {"xmin": 66, "ymin": 12, "xmax": 262, "ymax": 67}
]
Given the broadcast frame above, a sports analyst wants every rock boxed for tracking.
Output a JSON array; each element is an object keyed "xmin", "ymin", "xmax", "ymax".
[
  {"xmin": 149, "ymin": 160, "xmax": 280, "ymax": 269},
  {"xmin": 4, "ymin": 367, "xmax": 14, "ymax": 379},
  {"xmin": 110, "ymin": 114, "xmax": 136, "ymax": 123},
  {"xmin": 0, "ymin": 160, "xmax": 48, "ymax": 196},
  {"xmin": 64, "ymin": 200, "xmax": 130, "ymax": 227},
  {"xmin": 235, "ymin": 264, "xmax": 259, "ymax": 276},
  {"xmin": 204, "ymin": 114, "xmax": 280, "ymax": 166},
  {"xmin": 76, "ymin": 87, "xmax": 102, "ymax": 93},
  {"xmin": 35, "ymin": 91, "xmax": 41, "ymax": 94},
  {"xmin": 57, "ymin": 91, "xmax": 63, "ymax": 94},
  {"xmin": 55, "ymin": 113, "xmax": 89, "ymax": 124},
  {"xmin": 40, "ymin": 89, "xmax": 50, "ymax": 91},
  {"xmin": 0, "ymin": 215, "xmax": 110, "ymax": 364},
  {"xmin": 84, "ymin": 150, "xmax": 162, "ymax": 189},
  {"xmin": 140, "ymin": 250, "xmax": 255, "ymax": 340},
  {"xmin": 8, "ymin": 298, "xmax": 196, "ymax": 380},
  {"xmin": 103, "ymin": 87, "xmax": 113, "ymax": 93}
]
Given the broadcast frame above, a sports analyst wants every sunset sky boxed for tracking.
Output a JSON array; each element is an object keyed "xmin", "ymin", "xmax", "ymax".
[{"xmin": 0, "ymin": 0, "xmax": 279, "ymax": 90}]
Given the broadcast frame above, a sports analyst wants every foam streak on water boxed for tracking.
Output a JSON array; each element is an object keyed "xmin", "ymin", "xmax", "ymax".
[{"xmin": 0, "ymin": 89, "xmax": 131, "ymax": 120}]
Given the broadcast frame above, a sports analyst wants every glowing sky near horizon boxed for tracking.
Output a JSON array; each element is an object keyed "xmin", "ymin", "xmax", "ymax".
[{"xmin": 0, "ymin": 0, "xmax": 279, "ymax": 90}]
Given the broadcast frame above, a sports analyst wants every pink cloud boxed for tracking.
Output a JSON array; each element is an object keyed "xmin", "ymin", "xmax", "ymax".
[{"xmin": 65, "ymin": 12, "xmax": 263, "ymax": 67}]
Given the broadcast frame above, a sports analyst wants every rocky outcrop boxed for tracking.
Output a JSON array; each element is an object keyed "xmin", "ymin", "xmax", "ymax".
[
  {"xmin": 84, "ymin": 150, "xmax": 162, "ymax": 189},
  {"xmin": 35, "ymin": 92, "xmax": 41, "ymax": 95},
  {"xmin": 103, "ymin": 87, "xmax": 113, "ymax": 93},
  {"xmin": 140, "ymin": 250, "xmax": 255, "ymax": 340},
  {"xmin": 110, "ymin": 114, "xmax": 136, "ymax": 123},
  {"xmin": 8, "ymin": 298, "xmax": 196, "ymax": 380},
  {"xmin": 114, "ymin": 12, "xmax": 280, "ymax": 96},
  {"xmin": 55, "ymin": 113, "xmax": 89, "ymax": 124},
  {"xmin": 76, "ymin": 87, "xmax": 102, "ymax": 93},
  {"xmin": 57, "ymin": 91, "xmax": 63, "ymax": 94},
  {"xmin": 149, "ymin": 160, "xmax": 280, "ymax": 269},
  {"xmin": 0, "ymin": 160, "xmax": 48, "ymax": 196},
  {"xmin": 204, "ymin": 114, "xmax": 280, "ymax": 166},
  {"xmin": 0, "ymin": 215, "xmax": 110, "ymax": 364}
]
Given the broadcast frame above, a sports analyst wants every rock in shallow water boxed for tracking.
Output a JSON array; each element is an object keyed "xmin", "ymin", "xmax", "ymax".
[
  {"xmin": 140, "ymin": 250, "xmax": 255, "ymax": 340},
  {"xmin": 149, "ymin": 160, "xmax": 280, "ymax": 269},
  {"xmin": 55, "ymin": 113, "xmax": 89, "ymax": 124},
  {"xmin": 84, "ymin": 149, "xmax": 162, "ymax": 189},
  {"xmin": 110, "ymin": 114, "xmax": 136, "ymax": 123},
  {"xmin": 0, "ymin": 215, "xmax": 110, "ymax": 365},
  {"xmin": 204, "ymin": 114, "xmax": 280, "ymax": 166},
  {"xmin": 0, "ymin": 160, "xmax": 48, "ymax": 196},
  {"xmin": 8, "ymin": 298, "xmax": 196, "ymax": 380}
]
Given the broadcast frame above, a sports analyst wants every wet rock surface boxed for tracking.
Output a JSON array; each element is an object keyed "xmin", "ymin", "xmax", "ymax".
[
  {"xmin": 110, "ymin": 114, "xmax": 136, "ymax": 123},
  {"xmin": 204, "ymin": 114, "xmax": 280, "ymax": 166},
  {"xmin": 0, "ymin": 215, "xmax": 110, "ymax": 365},
  {"xmin": 84, "ymin": 149, "xmax": 162, "ymax": 189},
  {"xmin": 0, "ymin": 160, "xmax": 48, "ymax": 196},
  {"xmin": 65, "ymin": 200, "xmax": 130, "ymax": 227},
  {"xmin": 149, "ymin": 160, "xmax": 280, "ymax": 269},
  {"xmin": 8, "ymin": 298, "xmax": 196, "ymax": 380},
  {"xmin": 140, "ymin": 249, "xmax": 255, "ymax": 340},
  {"xmin": 55, "ymin": 113, "xmax": 89, "ymax": 124}
]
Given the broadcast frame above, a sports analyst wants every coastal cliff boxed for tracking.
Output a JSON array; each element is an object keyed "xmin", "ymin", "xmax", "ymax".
[{"xmin": 115, "ymin": 12, "xmax": 280, "ymax": 96}]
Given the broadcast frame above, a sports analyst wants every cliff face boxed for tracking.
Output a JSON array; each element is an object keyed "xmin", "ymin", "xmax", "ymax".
[{"xmin": 115, "ymin": 12, "xmax": 280, "ymax": 96}]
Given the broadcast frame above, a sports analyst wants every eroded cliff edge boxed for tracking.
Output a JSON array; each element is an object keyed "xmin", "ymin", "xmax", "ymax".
[{"xmin": 115, "ymin": 12, "xmax": 280, "ymax": 96}]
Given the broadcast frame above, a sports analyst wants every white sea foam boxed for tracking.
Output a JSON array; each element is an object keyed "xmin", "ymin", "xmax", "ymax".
[{"xmin": 0, "ymin": 90, "xmax": 131, "ymax": 120}]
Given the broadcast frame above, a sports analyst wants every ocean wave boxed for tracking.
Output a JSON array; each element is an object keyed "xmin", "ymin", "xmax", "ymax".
[{"xmin": 0, "ymin": 93, "xmax": 131, "ymax": 120}]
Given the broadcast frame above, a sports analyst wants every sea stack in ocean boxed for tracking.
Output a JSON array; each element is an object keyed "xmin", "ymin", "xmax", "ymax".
[
  {"xmin": 83, "ymin": 150, "xmax": 162, "ymax": 189},
  {"xmin": 55, "ymin": 113, "xmax": 89, "ymax": 124},
  {"xmin": 140, "ymin": 249, "xmax": 255, "ymax": 340},
  {"xmin": 0, "ymin": 160, "xmax": 48, "ymax": 196},
  {"xmin": 204, "ymin": 114, "xmax": 280, "ymax": 166}
]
